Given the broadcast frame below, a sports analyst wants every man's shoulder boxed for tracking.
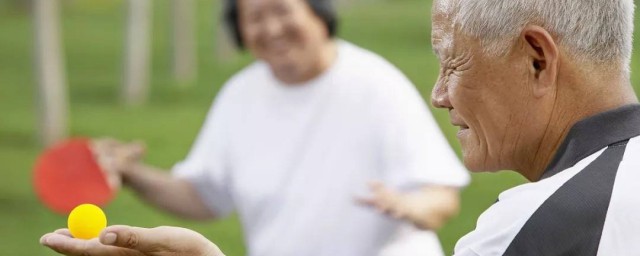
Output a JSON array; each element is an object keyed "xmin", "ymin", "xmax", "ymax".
[
  {"xmin": 609, "ymin": 136, "xmax": 640, "ymax": 206},
  {"xmin": 621, "ymin": 135, "xmax": 640, "ymax": 161},
  {"xmin": 457, "ymin": 142, "xmax": 640, "ymax": 256},
  {"xmin": 502, "ymin": 140, "xmax": 640, "ymax": 255}
]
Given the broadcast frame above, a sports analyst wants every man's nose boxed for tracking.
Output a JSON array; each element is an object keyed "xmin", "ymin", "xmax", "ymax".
[{"xmin": 431, "ymin": 79, "xmax": 451, "ymax": 109}]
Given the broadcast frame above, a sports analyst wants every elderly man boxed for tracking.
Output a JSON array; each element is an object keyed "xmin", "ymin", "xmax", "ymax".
[
  {"xmin": 40, "ymin": 0, "xmax": 640, "ymax": 255},
  {"xmin": 431, "ymin": 0, "xmax": 639, "ymax": 255}
]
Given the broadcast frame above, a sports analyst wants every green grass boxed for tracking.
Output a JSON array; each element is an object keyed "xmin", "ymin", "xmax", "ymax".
[{"xmin": 0, "ymin": 0, "xmax": 638, "ymax": 255}]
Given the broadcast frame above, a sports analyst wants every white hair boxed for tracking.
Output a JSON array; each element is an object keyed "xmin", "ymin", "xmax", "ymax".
[{"xmin": 453, "ymin": 0, "xmax": 636, "ymax": 71}]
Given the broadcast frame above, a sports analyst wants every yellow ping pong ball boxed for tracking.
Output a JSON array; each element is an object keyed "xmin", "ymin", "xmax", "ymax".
[{"xmin": 67, "ymin": 204, "xmax": 107, "ymax": 239}]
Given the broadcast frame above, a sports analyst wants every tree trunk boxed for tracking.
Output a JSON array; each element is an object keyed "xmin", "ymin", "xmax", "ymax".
[
  {"xmin": 123, "ymin": 0, "xmax": 152, "ymax": 106},
  {"xmin": 172, "ymin": 0, "xmax": 197, "ymax": 85},
  {"xmin": 33, "ymin": 0, "xmax": 68, "ymax": 147}
]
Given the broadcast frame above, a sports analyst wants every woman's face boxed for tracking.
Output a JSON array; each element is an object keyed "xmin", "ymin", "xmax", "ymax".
[{"xmin": 238, "ymin": 0, "xmax": 332, "ymax": 84}]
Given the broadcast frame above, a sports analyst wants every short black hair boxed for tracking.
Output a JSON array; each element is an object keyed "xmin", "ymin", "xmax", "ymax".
[{"xmin": 223, "ymin": 0, "xmax": 338, "ymax": 49}]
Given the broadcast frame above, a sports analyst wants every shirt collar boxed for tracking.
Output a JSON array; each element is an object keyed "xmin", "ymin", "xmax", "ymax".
[{"xmin": 541, "ymin": 104, "xmax": 640, "ymax": 179}]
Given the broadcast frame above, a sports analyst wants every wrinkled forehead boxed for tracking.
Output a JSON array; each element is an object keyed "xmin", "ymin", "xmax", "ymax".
[{"xmin": 431, "ymin": 0, "xmax": 458, "ymax": 51}]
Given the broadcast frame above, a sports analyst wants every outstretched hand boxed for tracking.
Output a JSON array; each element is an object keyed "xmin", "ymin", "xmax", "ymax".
[
  {"xmin": 357, "ymin": 181, "xmax": 413, "ymax": 219},
  {"xmin": 40, "ymin": 225, "xmax": 225, "ymax": 256},
  {"xmin": 357, "ymin": 181, "xmax": 460, "ymax": 230},
  {"xmin": 91, "ymin": 138, "xmax": 146, "ymax": 190}
]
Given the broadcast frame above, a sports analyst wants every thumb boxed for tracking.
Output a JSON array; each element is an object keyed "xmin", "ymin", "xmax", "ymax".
[
  {"xmin": 129, "ymin": 140, "xmax": 146, "ymax": 158},
  {"xmin": 99, "ymin": 225, "xmax": 225, "ymax": 256},
  {"xmin": 99, "ymin": 225, "xmax": 163, "ymax": 252}
]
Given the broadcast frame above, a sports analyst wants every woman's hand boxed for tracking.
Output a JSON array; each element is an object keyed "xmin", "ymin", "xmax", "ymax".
[
  {"xmin": 357, "ymin": 182, "xmax": 461, "ymax": 230},
  {"xmin": 91, "ymin": 138, "xmax": 146, "ymax": 190}
]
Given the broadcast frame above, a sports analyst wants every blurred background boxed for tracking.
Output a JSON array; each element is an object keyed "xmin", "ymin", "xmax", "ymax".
[{"xmin": 1, "ymin": 0, "xmax": 638, "ymax": 255}]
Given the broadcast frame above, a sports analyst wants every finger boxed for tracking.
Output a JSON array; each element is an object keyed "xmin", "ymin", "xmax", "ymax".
[
  {"xmin": 357, "ymin": 198, "xmax": 388, "ymax": 213},
  {"xmin": 354, "ymin": 196, "xmax": 376, "ymax": 206},
  {"xmin": 91, "ymin": 138, "xmax": 118, "ymax": 152},
  {"xmin": 376, "ymin": 201, "xmax": 393, "ymax": 213},
  {"xmin": 356, "ymin": 193, "xmax": 392, "ymax": 210},
  {"xmin": 390, "ymin": 208, "xmax": 407, "ymax": 219},
  {"xmin": 98, "ymin": 138, "xmax": 124, "ymax": 157},
  {"xmin": 117, "ymin": 144, "xmax": 145, "ymax": 163},
  {"xmin": 372, "ymin": 183, "xmax": 392, "ymax": 196},
  {"xmin": 99, "ymin": 226, "xmax": 225, "ymax": 256},
  {"xmin": 99, "ymin": 225, "xmax": 165, "ymax": 252},
  {"xmin": 126, "ymin": 140, "xmax": 145, "ymax": 155},
  {"xmin": 368, "ymin": 183, "xmax": 406, "ymax": 215},
  {"xmin": 90, "ymin": 140, "xmax": 104, "ymax": 158},
  {"xmin": 356, "ymin": 192, "xmax": 387, "ymax": 207},
  {"xmin": 40, "ymin": 230, "xmax": 73, "ymax": 244},
  {"xmin": 54, "ymin": 229, "xmax": 73, "ymax": 237},
  {"xmin": 91, "ymin": 140, "xmax": 119, "ymax": 167},
  {"xmin": 130, "ymin": 140, "xmax": 146, "ymax": 156},
  {"xmin": 40, "ymin": 233, "xmax": 54, "ymax": 245},
  {"xmin": 366, "ymin": 181, "xmax": 391, "ymax": 201},
  {"xmin": 354, "ymin": 181, "xmax": 383, "ymax": 206},
  {"xmin": 41, "ymin": 233, "xmax": 102, "ymax": 256},
  {"xmin": 42, "ymin": 233, "xmax": 142, "ymax": 256},
  {"xmin": 105, "ymin": 140, "xmax": 145, "ymax": 168},
  {"xmin": 368, "ymin": 181, "xmax": 385, "ymax": 191},
  {"xmin": 372, "ymin": 184, "xmax": 399, "ymax": 203},
  {"xmin": 368, "ymin": 182, "xmax": 395, "ymax": 201}
]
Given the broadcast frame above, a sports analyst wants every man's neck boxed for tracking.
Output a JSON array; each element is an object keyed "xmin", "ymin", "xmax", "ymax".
[{"xmin": 522, "ymin": 71, "xmax": 637, "ymax": 181}]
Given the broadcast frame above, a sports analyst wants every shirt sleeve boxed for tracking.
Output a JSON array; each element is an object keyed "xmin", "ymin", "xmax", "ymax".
[
  {"xmin": 171, "ymin": 84, "xmax": 236, "ymax": 217},
  {"xmin": 374, "ymin": 69, "xmax": 470, "ymax": 189}
]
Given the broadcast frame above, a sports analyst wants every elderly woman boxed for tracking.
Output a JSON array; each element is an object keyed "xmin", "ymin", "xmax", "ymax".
[
  {"xmin": 42, "ymin": 0, "xmax": 640, "ymax": 255},
  {"xmin": 40, "ymin": 0, "xmax": 469, "ymax": 255}
]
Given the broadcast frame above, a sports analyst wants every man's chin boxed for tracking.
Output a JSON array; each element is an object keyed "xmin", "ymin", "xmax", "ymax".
[
  {"xmin": 456, "ymin": 127, "xmax": 471, "ymax": 139},
  {"xmin": 461, "ymin": 153, "xmax": 498, "ymax": 172}
]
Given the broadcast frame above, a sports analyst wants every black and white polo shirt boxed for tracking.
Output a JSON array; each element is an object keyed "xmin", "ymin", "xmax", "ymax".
[{"xmin": 454, "ymin": 104, "xmax": 640, "ymax": 256}]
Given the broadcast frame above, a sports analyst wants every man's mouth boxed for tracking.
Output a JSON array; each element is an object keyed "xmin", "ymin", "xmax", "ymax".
[
  {"xmin": 451, "ymin": 121, "xmax": 469, "ymax": 130},
  {"xmin": 455, "ymin": 124, "xmax": 470, "ymax": 138},
  {"xmin": 449, "ymin": 109, "xmax": 469, "ymax": 133}
]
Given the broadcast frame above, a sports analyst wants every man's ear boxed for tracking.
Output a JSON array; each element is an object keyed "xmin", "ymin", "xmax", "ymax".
[{"xmin": 520, "ymin": 25, "xmax": 559, "ymax": 98}]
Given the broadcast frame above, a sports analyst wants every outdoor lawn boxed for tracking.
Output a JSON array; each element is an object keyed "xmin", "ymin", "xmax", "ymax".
[{"xmin": 0, "ymin": 0, "xmax": 638, "ymax": 255}]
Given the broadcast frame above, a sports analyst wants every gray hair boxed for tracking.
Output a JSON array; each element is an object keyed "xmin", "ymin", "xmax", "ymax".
[{"xmin": 453, "ymin": 0, "xmax": 636, "ymax": 71}]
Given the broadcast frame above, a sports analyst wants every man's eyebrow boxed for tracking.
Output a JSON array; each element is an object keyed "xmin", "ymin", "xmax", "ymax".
[
  {"xmin": 431, "ymin": 45, "xmax": 441, "ymax": 58},
  {"xmin": 431, "ymin": 37, "xmax": 443, "ymax": 56}
]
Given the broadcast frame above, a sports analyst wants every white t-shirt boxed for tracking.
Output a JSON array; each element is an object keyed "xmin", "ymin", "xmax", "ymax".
[{"xmin": 173, "ymin": 40, "xmax": 470, "ymax": 256}]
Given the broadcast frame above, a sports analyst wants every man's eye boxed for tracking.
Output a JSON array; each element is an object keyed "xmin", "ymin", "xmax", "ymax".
[
  {"xmin": 445, "ymin": 61, "xmax": 457, "ymax": 71},
  {"xmin": 244, "ymin": 15, "xmax": 260, "ymax": 24},
  {"xmin": 443, "ymin": 66, "xmax": 454, "ymax": 77}
]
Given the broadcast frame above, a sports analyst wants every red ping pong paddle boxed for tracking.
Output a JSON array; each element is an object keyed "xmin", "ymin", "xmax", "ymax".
[{"xmin": 33, "ymin": 138, "xmax": 115, "ymax": 214}]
